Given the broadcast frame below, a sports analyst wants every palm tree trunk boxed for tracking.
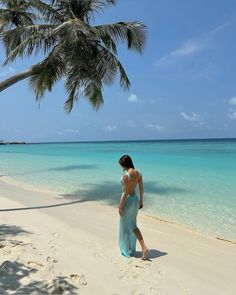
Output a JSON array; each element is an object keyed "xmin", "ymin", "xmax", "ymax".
[{"xmin": 0, "ymin": 68, "xmax": 33, "ymax": 92}]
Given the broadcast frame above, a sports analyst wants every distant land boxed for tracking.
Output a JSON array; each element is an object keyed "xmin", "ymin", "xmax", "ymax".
[
  {"xmin": 0, "ymin": 141, "xmax": 26, "ymax": 145},
  {"xmin": 0, "ymin": 138, "xmax": 236, "ymax": 145},
  {"xmin": 23, "ymin": 137, "xmax": 236, "ymax": 144}
]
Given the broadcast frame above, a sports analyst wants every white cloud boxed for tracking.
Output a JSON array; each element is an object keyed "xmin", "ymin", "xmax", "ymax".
[
  {"xmin": 228, "ymin": 96, "xmax": 236, "ymax": 119},
  {"xmin": 64, "ymin": 128, "xmax": 79, "ymax": 133},
  {"xmin": 171, "ymin": 40, "xmax": 201, "ymax": 56},
  {"xmin": 56, "ymin": 128, "xmax": 79, "ymax": 135},
  {"xmin": 145, "ymin": 123, "xmax": 163, "ymax": 130},
  {"xmin": 228, "ymin": 97, "xmax": 236, "ymax": 105},
  {"xmin": 210, "ymin": 19, "xmax": 236, "ymax": 35},
  {"xmin": 104, "ymin": 125, "xmax": 117, "ymax": 132},
  {"xmin": 180, "ymin": 112, "xmax": 203, "ymax": 122},
  {"xmin": 0, "ymin": 66, "xmax": 15, "ymax": 77},
  {"xmin": 160, "ymin": 40, "xmax": 202, "ymax": 64},
  {"xmin": 228, "ymin": 111, "xmax": 236, "ymax": 120},
  {"xmin": 156, "ymin": 19, "xmax": 235, "ymax": 67},
  {"xmin": 156, "ymin": 40, "xmax": 204, "ymax": 67},
  {"xmin": 128, "ymin": 93, "xmax": 140, "ymax": 102}
]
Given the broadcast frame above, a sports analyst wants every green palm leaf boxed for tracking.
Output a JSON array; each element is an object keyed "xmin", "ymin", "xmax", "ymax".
[
  {"xmin": 29, "ymin": 45, "xmax": 65, "ymax": 100},
  {"xmin": 0, "ymin": 0, "xmax": 147, "ymax": 113},
  {"xmin": 96, "ymin": 21, "xmax": 147, "ymax": 53},
  {"xmin": 2, "ymin": 24, "xmax": 56, "ymax": 61}
]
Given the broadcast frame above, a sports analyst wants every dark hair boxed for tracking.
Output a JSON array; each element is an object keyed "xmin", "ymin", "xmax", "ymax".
[{"xmin": 119, "ymin": 155, "xmax": 135, "ymax": 169}]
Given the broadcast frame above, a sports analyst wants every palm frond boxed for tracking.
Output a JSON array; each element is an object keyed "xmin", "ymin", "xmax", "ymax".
[
  {"xmin": 0, "ymin": 0, "xmax": 147, "ymax": 113},
  {"xmin": 97, "ymin": 44, "xmax": 130, "ymax": 90},
  {"xmin": 50, "ymin": 0, "xmax": 116, "ymax": 23},
  {"xmin": 29, "ymin": 45, "xmax": 66, "ymax": 101},
  {"xmin": 64, "ymin": 62, "xmax": 104, "ymax": 113},
  {"xmin": 62, "ymin": 38, "xmax": 130, "ymax": 113},
  {"xmin": 98, "ymin": 31, "xmax": 117, "ymax": 55},
  {"xmin": 96, "ymin": 21, "xmax": 147, "ymax": 53},
  {"xmin": 83, "ymin": 79, "xmax": 104, "ymax": 110},
  {"xmin": 53, "ymin": 18, "xmax": 98, "ymax": 60},
  {"xmin": 63, "ymin": 65, "xmax": 84, "ymax": 113},
  {"xmin": 64, "ymin": 80, "xmax": 80, "ymax": 114},
  {"xmin": 55, "ymin": 18, "xmax": 96, "ymax": 40},
  {"xmin": 2, "ymin": 24, "xmax": 56, "ymax": 61}
]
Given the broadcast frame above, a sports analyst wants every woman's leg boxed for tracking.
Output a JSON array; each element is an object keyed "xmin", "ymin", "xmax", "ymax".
[{"xmin": 133, "ymin": 227, "xmax": 149, "ymax": 259}]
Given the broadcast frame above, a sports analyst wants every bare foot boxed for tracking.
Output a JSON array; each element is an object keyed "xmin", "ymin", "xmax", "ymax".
[{"xmin": 141, "ymin": 247, "xmax": 149, "ymax": 260}]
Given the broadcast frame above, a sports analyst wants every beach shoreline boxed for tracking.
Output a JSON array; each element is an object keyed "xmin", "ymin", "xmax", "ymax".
[
  {"xmin": 1, "ymin": 175, "xmax": 235, "ymax": 245},
  {"xmin": 0, "ymin": 179, "xmax": 236, "ymax": 294},
  {"xmin": 1, "ymin": 139, "xmax": 235, "ymax": 242}
]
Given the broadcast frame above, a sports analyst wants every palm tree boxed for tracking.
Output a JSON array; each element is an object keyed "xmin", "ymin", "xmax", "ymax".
[
  {"xmin": 0, "ymin": 0, "xmax": 146, "ymax": 113},
  {"xmin": 0, "ymin": 0, "xmax": 51, "ymax": 45}
]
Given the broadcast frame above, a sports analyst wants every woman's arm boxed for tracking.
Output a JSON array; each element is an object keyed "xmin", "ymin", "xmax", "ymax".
[
  {"xmin": 138, "ymin": 173, "xmax": 144, "ymax": 209},
  {"xmin": 119, "ymin": 175, "xmax": 129, "ymax": 216}
]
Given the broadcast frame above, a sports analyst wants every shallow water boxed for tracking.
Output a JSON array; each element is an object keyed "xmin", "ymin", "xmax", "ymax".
[{"xmin": 1, "ymin": 139, "xmax": 236, "ymax": 240}]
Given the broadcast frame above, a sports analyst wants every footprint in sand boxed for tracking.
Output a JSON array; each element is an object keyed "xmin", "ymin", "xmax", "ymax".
[
  {"xmin": 149, "ymin": 269, "xmax": 166, "ymax": 281},
  {"xmin": 47, "ymin": 256, "xmax": 58, "ymax": 263},
  {"xmin": 52, "ymin": 232, "xmax": 61, "ymax": 239},
  {"xmin": 150, "ymin": 287, "xmax": 162, "ymax": 294},
  {"xmin": 86, "ymin": 240, "xmax": 106, "ymax": 260},
  {"xmin": 46, "ymin": 277, "xmax": 79, "ymax": 294},
  {"xmin": 27, "ymin": 261, "xmax": 44, "ymax": 270},
  {"xmin": 118, "ymin": 260, "xmax": 149, "ymax": 281},
  {"xmin": 49, "ymin": 240, "xmax": 56, "ymax": 250},
  {"xmin": 119, "ymin": 270, "xmax": 139, "ymax": 281},
  {"xmin": 177, "ymin": 282, "xmax": 191, "ymax": 294},
  {"xmin": 49, "ymin": 232, "xmax": 61, "ymax": 251},
  {"xmin": 12, "ymin": 241, "xmax": 30, "ymax": 249},
  {"xmin": 69, "ymin": 273, "xmax": 87, "ymax": 286}
]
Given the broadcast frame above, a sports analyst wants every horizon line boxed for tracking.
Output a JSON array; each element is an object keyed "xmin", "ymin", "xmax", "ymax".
[{"xmin": 15, "ymin": 137, "xmax": 236, "ymax": 144}]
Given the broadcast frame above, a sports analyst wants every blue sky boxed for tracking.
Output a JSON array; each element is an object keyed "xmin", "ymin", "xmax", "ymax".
[{"xmin": 0, "ymin": 0, "xmax": 236, "ymax": 142}]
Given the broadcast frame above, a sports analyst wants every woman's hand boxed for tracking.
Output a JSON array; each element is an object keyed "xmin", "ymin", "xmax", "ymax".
[
  {"xmin": 119, "ymin": 206, "xmax": 124, "ymax": 216},
  {"xmin": 139, "ymin": 201, "xmax": 143, "ymax": 209}
]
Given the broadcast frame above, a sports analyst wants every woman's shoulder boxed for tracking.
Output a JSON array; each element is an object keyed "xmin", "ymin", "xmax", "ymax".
[
  {"xmin": 121, "ymin": 169, "xmax": 141, "ymax": 181},
  {"xmin": 135, "ymin": 168, "xmax": 142, "ymax": 176},
  {"xmin": 124, "ymin": 172, "xmax": 131, "ymax": 180},
  {"xmin": 121, "ymin": 172, "xmax": 130, "ymax": 179}
]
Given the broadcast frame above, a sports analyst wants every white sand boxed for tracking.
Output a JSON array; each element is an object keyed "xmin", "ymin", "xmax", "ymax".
[{"xmin": 0, "ymin": 179, "xmax": 236, "ymax": 295}]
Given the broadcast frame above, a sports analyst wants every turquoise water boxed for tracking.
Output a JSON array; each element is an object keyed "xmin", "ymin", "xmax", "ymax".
[{"xmin": 0, "ymin": 139, "xmax": 236, "ymax": 240}]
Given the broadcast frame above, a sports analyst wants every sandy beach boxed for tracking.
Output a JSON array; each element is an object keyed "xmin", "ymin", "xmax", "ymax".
[{"xmin": 0, "ymin": 178, "xmax": 235, "ymax": 295}]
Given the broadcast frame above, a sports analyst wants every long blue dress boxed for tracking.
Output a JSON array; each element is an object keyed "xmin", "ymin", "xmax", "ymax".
[{"xmin": 119, "ymin": 171, "xmax": 141, "ymax": 258}]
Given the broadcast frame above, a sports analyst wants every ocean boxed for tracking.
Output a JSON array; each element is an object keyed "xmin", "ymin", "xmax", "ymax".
[{"xmin": 0, "ymin": 139, "xmax": 236, "ymax": 240}]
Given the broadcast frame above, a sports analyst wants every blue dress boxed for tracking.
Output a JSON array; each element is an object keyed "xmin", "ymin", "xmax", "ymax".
[{"xmin": 119, "ymin": 171, "xmax": 141, "ymax": 258}]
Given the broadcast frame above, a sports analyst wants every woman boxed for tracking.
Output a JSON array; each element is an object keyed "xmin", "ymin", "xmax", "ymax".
[{"xmin": 118, "ymin": 155, "xmax": 149, "ymax": 260}]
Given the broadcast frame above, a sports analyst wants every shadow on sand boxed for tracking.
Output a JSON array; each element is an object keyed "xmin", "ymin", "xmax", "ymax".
[
  {"xmin": 0, "ymin": 164, "xmax": 98, "ymax": 177},
  {"xmin": 132, "ymin": 249, "xmax": 168, "ymax": 261},
  {"xmin": 0, "ymin": 224, "xmax": 78, "ymax": 294},
  {"xmin": 0, "ymin": 200, "xmax": 85, "ymax": 212},
  {"xmin": 0, "ymin": 224, "xmax": 31, "ymax": 240},
  {"xmin": 59, "ymin": 180, "xmax": 189, "ymax": 207},
  {"xmin": 0, "ymin": 180, "xmax": 188, "ymax": 212},
  {"xmin": 0, "ymin": 260, "xmax": 78, "ymax": 294}
]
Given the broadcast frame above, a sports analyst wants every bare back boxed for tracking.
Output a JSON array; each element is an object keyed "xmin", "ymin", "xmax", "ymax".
[{"xmin": 124, "ymin": 168, "xmax": 143, "ymax": 196}]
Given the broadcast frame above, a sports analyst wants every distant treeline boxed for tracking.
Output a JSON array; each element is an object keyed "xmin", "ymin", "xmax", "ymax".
[{"xmin": 0, "ymin": 141, "xmax": 26, "ymax": 145}]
